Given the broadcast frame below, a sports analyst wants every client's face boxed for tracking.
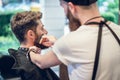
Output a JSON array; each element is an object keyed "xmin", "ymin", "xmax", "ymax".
[{"xmin": 34, "ymin": 20, "xmax": 48, "ymax": 49}]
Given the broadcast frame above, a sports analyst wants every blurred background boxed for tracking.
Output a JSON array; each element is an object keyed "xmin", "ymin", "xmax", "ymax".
[
  {"xmin": 0, "ymin": 0, "xmax": 119, "ymax": 55},
  {"xmin": 0, "ymin": 0, "xmax": 119, "ymax": 78}
]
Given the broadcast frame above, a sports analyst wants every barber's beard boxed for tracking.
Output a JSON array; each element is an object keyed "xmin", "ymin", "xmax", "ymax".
[{"xmin": 67, "ymin": 8, "xmax": 81, "ymax": 31}]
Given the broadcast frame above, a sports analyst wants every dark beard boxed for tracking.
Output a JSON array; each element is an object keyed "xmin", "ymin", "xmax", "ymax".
[
  {"xmin": 67, "ymin": 8, "xmax": 81, "ymax": 31},
  {"xmin": 34, "ymin": 34, "xmax": 48, "ymax": 49}
]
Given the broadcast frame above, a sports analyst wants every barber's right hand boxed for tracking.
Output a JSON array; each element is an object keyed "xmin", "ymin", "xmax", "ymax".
[{"xmin": 39, "ymin": 35, "xmax": 57, "ymax": 47}]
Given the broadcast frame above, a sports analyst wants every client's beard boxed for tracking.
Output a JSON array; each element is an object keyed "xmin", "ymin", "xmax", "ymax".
[
  {"xmin": 34, "ymin": 34, "xmax": 48, "ymax": 49},
  {"xmin": 67, "ymin": 9, "xmax": 81, "ymax": 31}
]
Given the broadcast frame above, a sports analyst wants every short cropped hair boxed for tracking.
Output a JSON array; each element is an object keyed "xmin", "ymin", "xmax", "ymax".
[{"xmin": 10, "ymin": 11, "xmax": 42, "ymax": 43}]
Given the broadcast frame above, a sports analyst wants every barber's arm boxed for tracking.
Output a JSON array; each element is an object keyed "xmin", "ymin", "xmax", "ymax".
[{"xmin": 29, "ymin": 50, "xmax": 62, "ymax": 69}]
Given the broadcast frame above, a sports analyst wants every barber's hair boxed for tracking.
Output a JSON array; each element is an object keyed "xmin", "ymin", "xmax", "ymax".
[
  {"xmin": 10, "ymin": 11, "xmax": 42, "ymax": 43},
  {"xmin": 64, "ymin": 0, "xmax": 97, "ymax": 6}
]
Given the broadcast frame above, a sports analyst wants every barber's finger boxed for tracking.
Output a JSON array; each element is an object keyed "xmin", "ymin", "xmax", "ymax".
[
  {"xmin": 39, "ymin": 37, "xmax": 49, "ymax": 44},
  {"xmin": 46, "ymin": 35, "xmax": 57, "ymax": 43},
  {"xmin": 29, "ymin": 46, "xmax": 37, "ymax": 51},
  {"xmin": 40, "ymin": 35, "xmax": 56, "ymax": 45},
  {"xmin": 29, "ymin": 46, "xmax": 41, "ymax": 54},
  {"xmin": 42, "ymin": 42, "xmax": 54, "ymax": 47}
]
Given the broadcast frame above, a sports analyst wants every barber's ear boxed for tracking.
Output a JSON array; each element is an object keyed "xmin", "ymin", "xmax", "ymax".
[{"xmin": 68, "ymin": 2, "xmax": 75, "ymax": 14}]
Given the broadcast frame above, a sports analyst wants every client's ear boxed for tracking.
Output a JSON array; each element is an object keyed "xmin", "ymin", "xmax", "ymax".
[{"xmin": 27, "ymin": 30, "xmax": 36, "ymax": 40}]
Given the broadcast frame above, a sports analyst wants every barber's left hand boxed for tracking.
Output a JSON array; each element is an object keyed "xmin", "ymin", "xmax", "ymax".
[{"xmin": 29, "ymin": 46, "xmax": 41, "ymax": 54}]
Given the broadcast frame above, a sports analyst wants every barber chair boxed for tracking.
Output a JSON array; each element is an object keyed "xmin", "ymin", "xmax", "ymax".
[{"xmin": 0, "ymin": 55, "xmax": 21, "ymax": 80}]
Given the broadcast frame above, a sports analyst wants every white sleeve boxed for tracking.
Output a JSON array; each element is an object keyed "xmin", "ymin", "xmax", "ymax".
[{"xmin": 52, "ymin": 36, "xmax": 71, "ymax": 66}]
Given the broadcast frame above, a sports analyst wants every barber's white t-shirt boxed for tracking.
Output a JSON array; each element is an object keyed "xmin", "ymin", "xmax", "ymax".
[{"xmin": 52, "ymin": 22, "xmax": 120, "ymax": 80}]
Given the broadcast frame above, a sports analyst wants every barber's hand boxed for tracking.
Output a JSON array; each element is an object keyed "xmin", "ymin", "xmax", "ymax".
[
  {"xmin": 29, "ymin": 46, "xmax": 41, "ymax": 54},
  {"xmin": 40, "ymin": 35, "xmax": 57, "ymax": 47}
]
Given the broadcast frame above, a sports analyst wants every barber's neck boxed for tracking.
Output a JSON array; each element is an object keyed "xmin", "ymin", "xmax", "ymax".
[
  {"xmin": 77, "ymin": 5, "xmax": 102, "ymax": 25},
  {"xmin": 79, "ymin": 15, "xmax": 102, "ymax": 25}
]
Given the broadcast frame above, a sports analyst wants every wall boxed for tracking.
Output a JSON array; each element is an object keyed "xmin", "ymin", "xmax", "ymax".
[
  {"xmin": 40, "ymin": 0, "xmax": 66, "ymax": 76},
  {"xmin": 41, "ymin": 0, "xmax": 66, "ymax": 38}
]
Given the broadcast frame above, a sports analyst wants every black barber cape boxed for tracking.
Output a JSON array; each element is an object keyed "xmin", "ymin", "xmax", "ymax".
[{"xmin": 7, "ymin": 48, "xmax": 59, "ymax": 80}]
